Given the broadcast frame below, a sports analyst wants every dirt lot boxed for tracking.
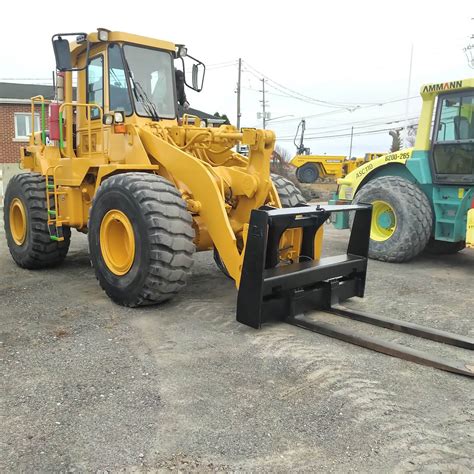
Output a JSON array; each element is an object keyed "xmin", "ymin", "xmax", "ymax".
[{"xmin": 1, "ymin": 225, "xmax": 473, "ymax": 472}]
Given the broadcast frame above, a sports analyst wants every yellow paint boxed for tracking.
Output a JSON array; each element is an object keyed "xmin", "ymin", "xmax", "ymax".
[
  {"xmin": 467, "ymin": 208, "xmax": 474, "ymax": 249},
  {"xmin": 71, "ymin": 31, "xmax": 176, "ymax": 57},
  {"xmin": 458, "ymin": 188, "xmax": 465, "ymax": 199},
  {"xmin": 100, "ymin": 210, "xmax": 136, "ymax": 275},
  {"xmin": 338, "ymin": 149, "xmax": 413, "ymax": 200},
  {"xmin": 9, "ymin": 198, "xmax": 27, "ymax": 245},
  {"xmin": 291, "ymin": 153, "xmax": 384, "ymax": 180},
  {"xmin": 371, "ymin": 201, "xmax": 397, "ymax": 241}
]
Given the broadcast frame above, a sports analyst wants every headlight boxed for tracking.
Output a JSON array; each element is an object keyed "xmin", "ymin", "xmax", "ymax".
[{"xmin": 97, "ymin": 28, "xmax": 110, "ymax": 42}]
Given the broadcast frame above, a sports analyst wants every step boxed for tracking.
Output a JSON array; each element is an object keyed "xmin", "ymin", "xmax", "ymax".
[
  {"xmin": 437, "ymin": 218, "xmax": 456, "ymax": 224},
  {"xmin": 433, "ymin": 199, "xmax": 460, "ymax": 206}
]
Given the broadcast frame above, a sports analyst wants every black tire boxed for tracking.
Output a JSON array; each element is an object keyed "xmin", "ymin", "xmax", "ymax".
[
  {"xmin": 296, "ymin": 163, "xmax": 319, "ymax": 183},
  {"xmin": 352, "ymin": 176, "xmax": 432, "ymax": 262},
  {"xmin": 88, "ymin": 172, "xmax": 195, "ymax": 306},
  {"xmin": 271, "ymin": 173, "xmax": 306, "ymax": 207},
  {"xmin": 424, "ymin": 239, "xmax": 465, "ymax": 255},
  {"xmin": 3, "ymin": 173, "xmax": 71, "ymax": 269},
  {"xmin": 213, "ymin": 174, "xmax": 306, "ymax": 277},
  {"xmin": 213, "ymin": 247, "xmax": 231, "ymax": 279}
]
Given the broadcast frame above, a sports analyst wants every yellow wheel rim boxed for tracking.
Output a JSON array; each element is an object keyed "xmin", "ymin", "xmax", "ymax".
[
  {"xmin": 9, "ymin": 198, "xmax": 27, "ymax": 245},
  {"xmin": 100, "ymin": 210, "xmax": 136, "ymax": 275},
  {"xmin": 371, "ymin": 200, "xmax": 397, "ymax": 242}
]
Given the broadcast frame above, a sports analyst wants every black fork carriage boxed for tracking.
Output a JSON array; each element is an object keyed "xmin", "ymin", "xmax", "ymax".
[{"xmin": 236, "ymin": 203, "xmax": 474, "ymax": 378}]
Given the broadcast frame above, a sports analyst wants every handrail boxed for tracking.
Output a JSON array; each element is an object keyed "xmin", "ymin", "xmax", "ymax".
[
  {"xmin": 30, "ymin": 95, "xmax": 51, "ymax": 145},
  {"xmin": 58, "ymin": 103, "xmax": 104, "ymax": 158}
]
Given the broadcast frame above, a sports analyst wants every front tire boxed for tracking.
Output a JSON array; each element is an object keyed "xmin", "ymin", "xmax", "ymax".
[
  {"xmin": 3, "ymin": 173, "xmax": 70, "ymax": 269},
  {"xmin": 352, "ymin": 176, "xmax": 432, "ymax": 262},
  {"xmin": 88, "ymin": 173, "xmax": 195, "ymax": 306}
]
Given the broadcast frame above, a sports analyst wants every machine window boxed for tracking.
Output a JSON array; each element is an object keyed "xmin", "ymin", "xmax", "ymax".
[
  {"xmin": 436, "ymin": 93, "xmax": 474, "ymax": 142},
  {"xmin": 108, "ymin": 44, "xmax": 132, "ymax": 115},
  {"xmin": 433, "ymin": 143, "xmax": 474, "ymax": 175},
  {"xmin": 123, "ymin": 45, "xmax": 176, "ymax": 119},
  {"xmin": 87, "ymin": 56, "xmax": 104, "ymax": 119},
  {"xmin": 433, "ymin": 93, "xmax": 474, "ymax": 178}
]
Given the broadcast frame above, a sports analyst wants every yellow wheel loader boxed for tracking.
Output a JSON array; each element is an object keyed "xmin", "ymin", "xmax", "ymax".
[
  {"xmin": 3, "ymin": 29, "xmax": 473, "ymax": 377},
  {"xmin": 290, "ymin": 119, "xmax": 384, "ymax": 183}
]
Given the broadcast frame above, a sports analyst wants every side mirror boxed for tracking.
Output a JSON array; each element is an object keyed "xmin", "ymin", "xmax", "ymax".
[
  {"xmin": 53, "ymin": 38, "xmax": 72, "ymax": 71},
  {"xmin": 51, "ymin": 33, "xmax": 90, "ymax": 72},
  {"xmin": 179, "ymin": 54, "xmax": 206, "ymax": 92},
  {"xmin": 192, "ymin": 63, "xmax": 205, "ymax": 92}
]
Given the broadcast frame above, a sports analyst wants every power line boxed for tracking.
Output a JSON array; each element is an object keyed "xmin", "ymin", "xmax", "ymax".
[
  {"xmin": 266, "ymin": 95, "xmax": 420, "ymax": 126},
  {"xmin": 275, "ymin": 115, "xmax": 420, "ymax": 140},
  {"xmin": 243, "ymin": 61, "xmax": 373, "ymax": 109},
  {"xmin": 302, "ymin": 112, "xmax": 414, "ymax": 132},
  {"xmin": 242, "ymin": 66, "xmax": 349, "ymax": 109},
  {"xmin": 277, "ymin": 126, "xmax": 402, "ymax": 141}
]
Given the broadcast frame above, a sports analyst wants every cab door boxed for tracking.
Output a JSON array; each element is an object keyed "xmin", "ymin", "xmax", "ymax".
[
  {"xmin": 431, "ymin": 91, "xmax": 474, "ymax": 185},
  {"xmin": 76, "ymin": 51, "xmax": 107, "ymax": 158}
]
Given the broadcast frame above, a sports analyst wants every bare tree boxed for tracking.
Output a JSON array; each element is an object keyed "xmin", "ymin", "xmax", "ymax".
[
  {"xmin": 389, "ymin": 129, "xmax": 402, "ymax": 152},
  {"xmin": 271, "ymin": 145, "xmax": 301, "ymax": 189},
  {"xmin": 405, "ymin": 125, "xmax": 417, "ymax": 147},
  {"xmin": 270, "ymin": 146, "xmax": 288, "ymax": 176}
]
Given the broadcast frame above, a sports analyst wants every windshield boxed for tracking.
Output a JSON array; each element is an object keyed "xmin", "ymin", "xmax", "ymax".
[
  {"xmin": 436, "ymin": 93, "xmax": 474, "ymax": 142},
  {"xmin": 123, "ymin": 45, "xmax": 176, "ymax": 119}
]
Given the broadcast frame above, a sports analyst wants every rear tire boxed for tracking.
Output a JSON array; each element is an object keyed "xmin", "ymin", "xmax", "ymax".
[
  {"xmin": 296, "ymin": 163, "xmax": 319, "ymax": 183},
  {"xmin": 424, "ymin": 239, "xmax": 465, "ymax": 255},
  {"xmin": 352, "ymin": 176, "xmax": 432, "ymax": 262},
  {"xmin": 213, "ymin": 174, "xmax": 306, "ymax": 277},
  {"xmin": 271, "ymin": 173, "xmax": 306, "ymax": 207},
  {"xmin": 88, "ymin": 173, "xmax": 195, "ymax": 306},
  {"xmin": 3, "ymin": 173, "xmax": 70, "ymax": 269}
]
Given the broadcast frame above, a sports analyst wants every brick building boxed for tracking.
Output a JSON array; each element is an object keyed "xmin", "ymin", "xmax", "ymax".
[
  {"xmin": 0, "ymin": 82, "xmax": 224, "ymax": 201},
  {"xmin": 0, "ymin": 82, "xmax": 55, "ymax": 196}
]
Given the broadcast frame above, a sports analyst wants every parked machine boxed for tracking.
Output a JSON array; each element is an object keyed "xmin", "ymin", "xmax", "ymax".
[
  {"xmin": 333, "ymin": 78, "xmax": 474, "ymax": 262},
  {"xmin": 290, "ymin": 120, "xmax": 383, "ymax": 183},
  {"xmin": 3, "ymin": 30, "xmax": 473, "ymax": 376}
]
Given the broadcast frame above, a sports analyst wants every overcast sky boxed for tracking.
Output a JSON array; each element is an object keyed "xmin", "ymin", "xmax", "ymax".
[{"xmin": 1, "ymin": 0, "xmax": 472, "ymax": 157}]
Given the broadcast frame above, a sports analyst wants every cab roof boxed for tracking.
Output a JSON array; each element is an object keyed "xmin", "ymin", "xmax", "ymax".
[{"xmin": 70, "ymin": 30, "xmax": 176, "ymax": 56}]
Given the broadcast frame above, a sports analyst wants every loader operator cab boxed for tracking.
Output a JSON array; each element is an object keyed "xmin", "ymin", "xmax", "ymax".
[{"xmin": 52, "ymin": 29, "xmax": 205, "ymax": 129}]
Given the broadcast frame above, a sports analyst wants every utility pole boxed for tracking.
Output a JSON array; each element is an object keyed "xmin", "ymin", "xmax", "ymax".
[
  {"xmin": 236, "ymin": 58, "xmax": 242, "ymax": 152},
  {"xmin": 348, "ymin": 126, "xmax": 354, "ymax": 158},
  {"xmin": 403, "ymin": 43, "xmax": 414, "ymax": 146},
  {"xmin": 236, "ymin": 58, "xmax": 242, "ymax": 130},
  {"xmin": 260, "ymin": 78, "xmax": 267, "ymax": 129}
]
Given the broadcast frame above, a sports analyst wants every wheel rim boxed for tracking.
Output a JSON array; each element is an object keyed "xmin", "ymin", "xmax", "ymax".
[
  {"xmin": 9, "ymin": 198, "xmax": 27, "ymax": 245},
  {"xmin": 371, "ymin": 200, "xmax": 396, "ymax": 242},
  {"xmin": 100, "ymin": 210, "xmax": 136, "ymax": 275}
]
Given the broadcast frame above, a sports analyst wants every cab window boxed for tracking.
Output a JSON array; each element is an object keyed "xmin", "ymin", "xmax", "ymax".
[
  {"xmin": 87, "ymin": 56, "xmax": 104, "ymax": 119},
  {"xmin": 436, "ymin": 94, "xmax": 474, "ymax": 142},
  {"xmin": 433, "ymin": 92, "xmax": 474, "ymax": 178},
  {"xmin": 108, "ymin": 44, "xmax": 132, "ymax": 115}
]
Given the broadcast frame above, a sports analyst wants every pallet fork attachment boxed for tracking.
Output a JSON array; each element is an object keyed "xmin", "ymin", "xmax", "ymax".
[{"xmin": 236, "ymin": 204, "xmax": 474, "ymax": 378}]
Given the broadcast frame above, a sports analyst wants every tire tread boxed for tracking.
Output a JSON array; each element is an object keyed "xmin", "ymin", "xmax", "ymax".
[
  {"xmin": 90, "ymin": 173, "xmax": 195, "ymax": 306},
  {"xmin": 4, "ymin": 173, "xmax": 70, "ymax": 269}
]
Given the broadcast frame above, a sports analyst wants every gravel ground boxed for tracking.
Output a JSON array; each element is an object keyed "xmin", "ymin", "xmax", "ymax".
[{"xmin": 1, "ymin": 225, "xmax": 473, "ymax": 472}]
